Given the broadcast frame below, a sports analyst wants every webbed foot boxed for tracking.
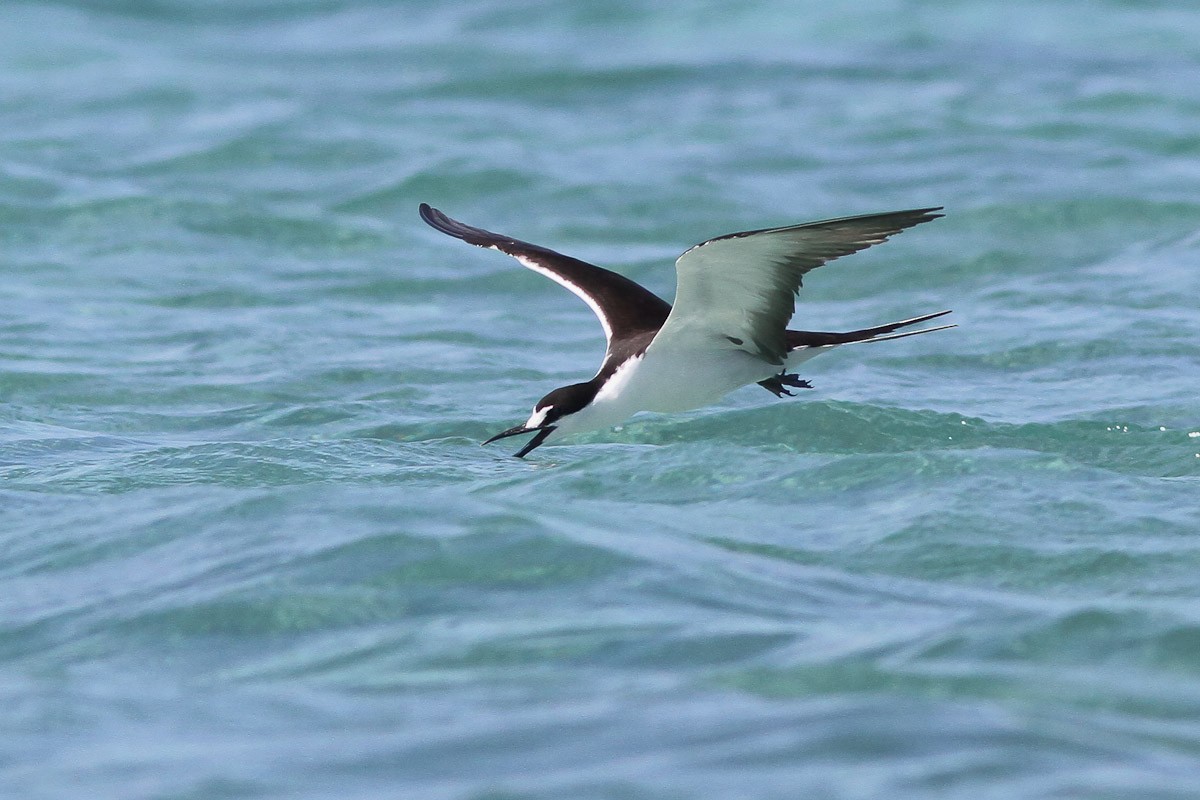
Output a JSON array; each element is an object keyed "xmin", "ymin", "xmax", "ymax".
[
  {"xmin": 778, "ymin": 374, "xmax": 813, "ymax": 390},
  {"xmin": 757, "ymin": 373, "xmax": 813, "ymax": 397}
]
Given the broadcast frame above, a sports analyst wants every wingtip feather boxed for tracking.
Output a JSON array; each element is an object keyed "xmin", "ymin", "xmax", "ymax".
[{"xmin": 419, "ymin": 203, "xmax": 497, "ymax": 245}]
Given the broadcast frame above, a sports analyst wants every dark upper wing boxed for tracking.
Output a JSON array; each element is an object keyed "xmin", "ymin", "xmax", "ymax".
[
  {"xmin": 654, "ymin": 207, "xmax": 943, "ymax": 364},
  {"xmin": 419, "ymin": 204, "xmax": 671, "ymax": 347}
]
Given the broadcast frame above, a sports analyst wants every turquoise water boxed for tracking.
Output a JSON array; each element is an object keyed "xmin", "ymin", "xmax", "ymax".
[{"xmin": 4, "ymin": 1, "xmax": 1200, "ymax": 797}]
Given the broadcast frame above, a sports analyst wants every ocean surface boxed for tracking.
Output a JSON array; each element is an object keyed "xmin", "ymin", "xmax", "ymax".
[{"xmin": 3, "ymin": 1, "xmax": 1200, "ymax": 798}]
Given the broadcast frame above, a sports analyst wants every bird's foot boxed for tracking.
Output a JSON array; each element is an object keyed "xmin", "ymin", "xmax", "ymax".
[
  {"xmin": 778, "ymin": 373, "xmax": 813, "ymax": 390},
  {"xmin": 757, "ymin": 373, "xmax": 813, "ymax": 398},
  {"xmin": 757, "ymin": 377, "xmax": 789, "ymax": 397}
]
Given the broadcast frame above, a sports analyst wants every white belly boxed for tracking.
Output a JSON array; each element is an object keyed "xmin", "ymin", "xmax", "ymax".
[{"xmin": 548, "ymin": 343, "xmax": 836, "ymax": 440}]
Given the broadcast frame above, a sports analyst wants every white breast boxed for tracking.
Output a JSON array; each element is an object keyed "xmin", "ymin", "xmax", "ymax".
[{"xmin": 547, "ymin": 339, "xmax": 840, "ymax": 442}]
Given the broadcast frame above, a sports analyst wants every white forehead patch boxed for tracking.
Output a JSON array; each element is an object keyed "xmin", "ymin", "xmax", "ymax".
[{"xmin": 524, "ymin": 405, "xmax": 553, "ymax": 429}]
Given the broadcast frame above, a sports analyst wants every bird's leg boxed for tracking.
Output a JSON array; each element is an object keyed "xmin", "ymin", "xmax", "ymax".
[
  {"xmin": 757, "ymin": 376, "xmax": 791, "ymax": 397},
  {"xmin": 778, "ymin": 373, "xmax": 813, "ymax": 390},
  {"xmin": 757, "ymin": 373, "xmax": 813, "ymax": 397}
]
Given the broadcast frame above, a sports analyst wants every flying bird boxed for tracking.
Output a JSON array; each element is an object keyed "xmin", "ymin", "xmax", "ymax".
[{"xmin": 419, "ymin": 202, "xmax": 952, "ymax": 457}]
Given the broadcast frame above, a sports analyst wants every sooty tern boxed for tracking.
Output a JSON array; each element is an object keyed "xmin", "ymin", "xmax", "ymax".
[{"xmin": 419, "ymin": 203, "xmax": 953, "ymax": 458}]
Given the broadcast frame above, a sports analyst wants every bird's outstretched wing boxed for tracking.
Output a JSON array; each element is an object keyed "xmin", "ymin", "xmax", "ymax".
[
  {"xmin": 419, "ymin": 204, "xmax": 671, "ymax": 349},
  {"xmin": 651, "ymin": 208, "xmax": 943, "ymax": 364}
]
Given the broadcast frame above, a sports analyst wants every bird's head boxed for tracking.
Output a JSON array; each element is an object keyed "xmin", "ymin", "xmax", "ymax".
[{"xmin": 483, "ymin": 382, "xmax": 596, "ymax": 458}]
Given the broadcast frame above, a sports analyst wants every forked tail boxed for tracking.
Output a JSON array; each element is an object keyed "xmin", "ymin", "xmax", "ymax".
[{"xmin": 786, "ymin": 310, "xmax": 954, "ymax": 349}]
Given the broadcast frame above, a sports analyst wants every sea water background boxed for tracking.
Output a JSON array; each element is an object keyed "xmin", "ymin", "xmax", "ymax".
[{"xmin": 3, "ymin": 1, "xmax": 1200, "ymax": 798}]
